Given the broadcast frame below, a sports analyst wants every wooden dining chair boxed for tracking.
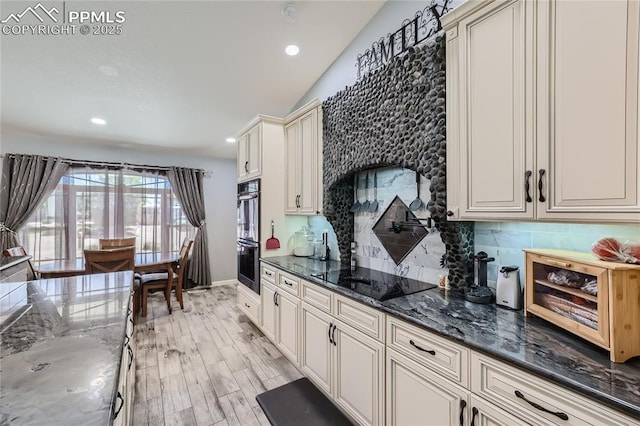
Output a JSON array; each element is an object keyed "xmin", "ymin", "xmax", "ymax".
[
  {"xmin": 2, "ymin": 246, "xmax": 39, "ymax": 280},
  {"xmin": 84, "ymin": 247, "xmax": 136, "ymax": 274},
  {"xmin": 139, "ymin": 239, "xmax": 193, "ymax": 317},
  {"xmin": 99, "ymin": 237, "xmax": 136, "ymax": 249}
]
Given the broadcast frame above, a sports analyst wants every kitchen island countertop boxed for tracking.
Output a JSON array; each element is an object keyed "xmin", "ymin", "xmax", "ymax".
[
  {"xmin": 261, "ymin": 255, "xmax": 640, "ymax": 419},
  {"xmin": 0, "ymin": 271, "xmax": 133, "ymax": 426}
]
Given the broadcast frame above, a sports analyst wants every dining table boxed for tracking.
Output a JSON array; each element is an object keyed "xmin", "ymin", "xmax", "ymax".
[{"xmin": 34, "ymin": 252, "xmax": 181, "ymax": 279}]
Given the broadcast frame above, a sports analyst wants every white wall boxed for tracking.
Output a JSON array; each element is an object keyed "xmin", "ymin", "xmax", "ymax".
[
  {"xmin": 1, "ymin": 129, "xmax": 237, "ymax": 283},
  {"xmin": 292, "ymin": 0, "xmax": 463, "ymax": 110}
]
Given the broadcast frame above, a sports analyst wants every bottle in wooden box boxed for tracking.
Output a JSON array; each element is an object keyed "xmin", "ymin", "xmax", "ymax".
[{"xmin": 524, "ymin": 249, "xmax": 640, "ymax": 363}]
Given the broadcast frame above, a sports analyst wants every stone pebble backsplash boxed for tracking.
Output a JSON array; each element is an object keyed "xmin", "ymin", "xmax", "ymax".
[{"xmin": 353, "ymin": 167, "xmax": 447, "ymax": 284}]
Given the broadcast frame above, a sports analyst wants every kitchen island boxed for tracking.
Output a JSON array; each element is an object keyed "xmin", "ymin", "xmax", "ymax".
[
  {"xmin": 260, "ymin": 255, "xmax": 640, "ymax": 421},
  {"xmin": 0, "ymin": 271, "xmax": 134, "ymax": 426},
  {"xmin": 0, "ymin": 255, "xmax": 32, "ymax": 282}
]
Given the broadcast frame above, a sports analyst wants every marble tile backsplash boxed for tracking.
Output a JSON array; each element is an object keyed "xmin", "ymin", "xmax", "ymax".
[
  {"xmin": 353, "ymin": 167, "xmax": 448, "ymax": 284},
  {"xmin": 475, "ymin": 221, "xmax": 640, "ymax": 287}
]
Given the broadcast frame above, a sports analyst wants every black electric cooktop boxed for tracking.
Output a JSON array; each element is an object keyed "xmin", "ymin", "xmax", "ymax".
[{"xmin": 311, "ymin": 267, "xmax": 436, "ymax": 301}]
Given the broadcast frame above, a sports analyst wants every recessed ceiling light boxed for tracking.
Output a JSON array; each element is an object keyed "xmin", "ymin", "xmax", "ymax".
[
  {"xmin": 226, "ymin": 137, "xmax": 236, "ymax": 143},
  {"xmin": 91, "ymin": 117, "xmax": 106, "ymax": 125},
  {"xmin": 285, "ymin": 45, "xmax": 299, "ymax": 56}
]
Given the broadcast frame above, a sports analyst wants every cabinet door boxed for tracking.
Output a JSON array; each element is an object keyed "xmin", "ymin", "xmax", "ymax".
[
  {"xmin": 284, "ymin": 121, "xmax": 300, "ymax": 213},
  {"xmin": 276, "ymin": 290, "xmax": 300, "ymax": 365},
  {"xmin": 237, "ymin": 133, "xmax": 248, "ymax": 181},
  {"xmin": 246, "ymin": 124, "xmax": 261, "ymax": 180},
  {"xmin": 536, "ymin": 0, "xmax": 640, "ymax": 221},
  {"xmin": 261, "ymin": 282, "xmax": 277, "ymax": 342},
  {"xmin": 333, "ymin": 322, "xmax": 384, "ymax": 426},
  {"xmin": 300, "ymin": 302, "xmax": 333, "ymax": 394},
  {"xmin": 454, "ymin": 0, "xmax": 535, "ymax": 220},
  {"xmin": 469, "ymin": 395, "xmax": 529, "ymax": 426},
  {"xmin": 387, "ymin": 348, "xmax": 469, "ymax": 426},
  {"xmin": 298, "ymin": 109, "xmax": 318, "ymax": 214}
]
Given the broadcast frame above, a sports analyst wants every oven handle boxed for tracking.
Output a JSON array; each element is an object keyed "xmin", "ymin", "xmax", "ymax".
[
  {"xmin": 238, "ymin": 240, "xmax": 259, "ymax": 248},
  {"xmin": 238, "ymin": 193, "xmax": 259, "ymax": 201}
]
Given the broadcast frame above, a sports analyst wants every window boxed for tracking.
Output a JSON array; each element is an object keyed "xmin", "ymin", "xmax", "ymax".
[{"xmin": 21, "ymin": 168, "xmax": 193, "ymax": 265}]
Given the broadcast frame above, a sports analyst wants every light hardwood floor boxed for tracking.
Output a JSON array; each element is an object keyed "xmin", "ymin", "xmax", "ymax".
[{"xmin": 133, "ymin": 284, "xmax": 302, "ymax": 426}]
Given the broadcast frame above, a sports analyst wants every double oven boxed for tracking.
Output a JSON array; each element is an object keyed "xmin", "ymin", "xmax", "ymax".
[{"xmin": 237, "ymin": 179, "xmax": 260, "ymax": 294}]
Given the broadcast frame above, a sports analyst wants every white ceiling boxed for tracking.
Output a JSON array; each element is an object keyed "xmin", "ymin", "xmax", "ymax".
[{"xmin": 0, "ymin": 1, "xmax": 385, "ymax": 159}]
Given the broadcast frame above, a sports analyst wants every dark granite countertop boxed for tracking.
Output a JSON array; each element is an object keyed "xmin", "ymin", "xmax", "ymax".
[
  {"xmin": 261, "ymin": 255, "xmax": 640, "ymax": 419},
  {"xmin": 0, "ymin": 255, "xmax": 31, "ymax": 271},
  {"xmin": 0, "ymin": 272, "xmax": 133, "ymax": 426}
]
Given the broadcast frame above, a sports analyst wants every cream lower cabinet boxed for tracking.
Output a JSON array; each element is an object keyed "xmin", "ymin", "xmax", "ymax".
[
  {"xmin": 261, "ymin": 280, "xmax": 300, "ymax": 365},
  {"xmin": 261, "ymin": 279, "xmax": 300, "ymax": 365},
  {"xmin": 387, "ymin": 348, "xmax": 468, "ymax": 426},
  {"xmin": 301, "ymin": 301, "xmax": 385, "ymax": 426},
  {"xmin": 261, "ymin": 281, "xmax": 277, "ymax": 342},
  {"xmin": 237, "ymin": 284, "xmax": 261, "ymax": 327}
]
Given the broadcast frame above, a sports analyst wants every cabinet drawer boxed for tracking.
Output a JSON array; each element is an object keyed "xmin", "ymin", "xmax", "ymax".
[
  {"xmin": 278, "ymin": 271, "xmax": 300, "ymax": 297},
  {"xmin": 471, "ymin": 352, "xmax": 638, "ymax": 425},
  {"xmin": 261, "ymin": 264, "xmax": 277, "ymax": 283},
  {"xmin": 237, "ymin": 286, "xmax": 261, "ymax": 325},
  {"xmin": 387, "ymin": 316, "xmax": 469, "ymax": 388},
  {"xmin": 333, "ymin": 294, "xmax": 384, "ymax": 342},
  {"xmin": 301, "ymin": 280, "xmax": 332, "ymax": 313}
]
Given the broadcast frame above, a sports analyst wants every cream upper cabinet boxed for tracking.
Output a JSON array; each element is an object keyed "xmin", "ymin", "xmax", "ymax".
[
  {"xmin": 444, "ymin": 0, "xmax": 640, "ymax": 223},
  {"xmin": 284, "ymin": 100, "xmax": 323, "ymax": 215},
  {"xmin": 536, "ymin": 0, "xmax": 640, "ymax": 221},
  {"xmin": 237, "ymin": 123, "xmax": 261, "ymax": 182},
  {"xmin": 445, "ymin": 0, "xmax": 534, "ymax": 220}
]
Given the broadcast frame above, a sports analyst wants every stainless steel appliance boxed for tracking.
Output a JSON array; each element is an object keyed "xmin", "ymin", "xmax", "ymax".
[
  {"xmin": 237, "ymin": 179, "xmax": 260, "ymax": 294},
  {"xmin": 496, "ymin": 265, "xmax": 521, "ymax": 309}
]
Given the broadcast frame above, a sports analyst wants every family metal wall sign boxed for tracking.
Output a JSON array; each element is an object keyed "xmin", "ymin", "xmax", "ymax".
[{"xmin": 355, "ymin": 0, "xmax": 452, "ymax": 81}]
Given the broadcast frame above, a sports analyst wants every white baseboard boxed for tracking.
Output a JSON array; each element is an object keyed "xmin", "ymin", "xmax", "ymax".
[{"xmin": 211, "ymin": 279, "xmax": 238, "ymax": 287}]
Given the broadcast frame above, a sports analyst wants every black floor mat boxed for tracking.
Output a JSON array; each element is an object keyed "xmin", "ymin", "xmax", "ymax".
[{"xmin": 255, "ymin": 378, "xmax": 353, "ymax": 426}]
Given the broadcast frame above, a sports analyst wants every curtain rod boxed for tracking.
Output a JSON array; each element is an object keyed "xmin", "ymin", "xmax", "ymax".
[{"xmin": 2, "ymin": 154, "xmax": 212, "ymax": 176}]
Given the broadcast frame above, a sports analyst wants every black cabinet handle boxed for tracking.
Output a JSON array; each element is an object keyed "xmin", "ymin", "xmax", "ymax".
[
  {"xmin": 124, "ymin": 334, "xmax": 130, "ymax": 347},
  {"xmin": 127, "ymin": 345, "xmax": 134, "ymax": 371},
  {"xmin": 275, "ymin": 292, "xmax": 279, "ymax": 307},
  {"xmin": 328, "ymin": 322, "xmax": 334, "ymax": 345},
  {"xmin": 538, "ymin": 169, "xmax": 546, "ymax": 202},
  {"xmin": 244, "ymin": 161, "xmax": 249, "ymax": 173},
  {"xmin": 470, "ymin": 407, "xmax": 478, "ymax": 426},
  {"xmin": 331, "ymin": 324, "xmax": 337, "ymax": 346},
  {"xmin": 459, "ymin": 400, "xmax": 466, "ymax": 426},
  {"xmin": 525, "ymin": 170, "xmax": 532, "ymax": 203},
  {"xmin": 283, "ymin": 279, "xmax": 293, "ymax": 287},
  {"xmin": 409, "ymin": 339, "xmax": 435, "ymax": 355},
  {"xmin": 273, "ymin": 291, "xmax": 277, "ymax": 307},
  {"xmin": 447, "ymin": 210, "xmax": 454, "ymax": 217},
  {"xmin": 515, "ymin": 390, "xmax": 568, "ymax": 420},
  {"xmin": 244, "ymin": 303, "xmax": 250, "ymax": 308},
  {"xmin": 112, "ymin": 391, "xmax": 124, "ymax": 419}
]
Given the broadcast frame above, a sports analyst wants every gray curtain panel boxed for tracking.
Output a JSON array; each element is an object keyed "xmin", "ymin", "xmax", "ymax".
[
  {"xmin": 167, "ymin": 166, "xmax": 212, "ymax": 287},
  {"xmin": 0, "ymin": 154, "xmax": 69, "ymax": 251}
]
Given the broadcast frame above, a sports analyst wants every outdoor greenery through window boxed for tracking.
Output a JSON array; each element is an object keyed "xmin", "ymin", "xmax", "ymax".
[{"xmin": 20, "ymin": 169, "xmax": 194, "ymax": 265}]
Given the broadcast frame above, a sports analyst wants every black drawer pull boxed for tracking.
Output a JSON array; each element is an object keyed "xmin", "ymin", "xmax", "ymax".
[
  {"xmin": 127, "ymin": 345, "xmax": 134, "ymax": 371},
  {"xmin": 265, "ymin": 271, "xmax": 273, "ymax": 276},
  {"xmin": 470, "ymin": 407, "xmax": 478, "ymax": 426},
  {"xmin": 112, "ymin": 391, "xmax": 124, "ymax": 419},
  {"xmin": 538, "ymin": 169, "xmax": 546, "ymax": 202},
  {"xmin": 459, "ymin": 400, "xmax": 466, "ymax": 426},
  {"xmin": 524, "ymin": 170, "xmax": 532, "ymax": 203},
  {"xmin": 244, "ymin": 303, "xmax": 250, "ymax": 308},
  {"xmin": 283, "ymin": 280, "xmax": 293, "ymax": 287},
  {"xmin": 409, "ymin": 339, "xmax": 435, "ymax": 355},
  {"xmin": 515, "ymin": 390, "xmax": 569, "ymax": 421}
]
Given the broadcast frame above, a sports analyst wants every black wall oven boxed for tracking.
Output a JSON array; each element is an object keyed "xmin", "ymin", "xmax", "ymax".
[{"xmin": 237, "ymin": 179, "xmax": 260, "ymax": 294}]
